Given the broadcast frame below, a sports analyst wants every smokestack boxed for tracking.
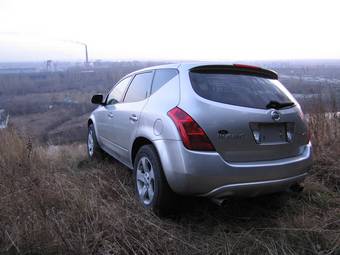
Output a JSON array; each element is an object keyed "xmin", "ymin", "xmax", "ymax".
[
  {"xmin": 84, "ymin": 44, "xmax": 89, "ymax": 66},
  {"xmin": 63, "ymin": 40, "xmax": 89, "ymax": 66}
]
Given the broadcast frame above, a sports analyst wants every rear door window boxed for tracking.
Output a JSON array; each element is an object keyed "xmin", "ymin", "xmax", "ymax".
[
  {"xmin": 124, "ymin": 72, "xmax": 153, "ymax": 103},
  {"xmin": 189, "ymin": 71, "xmax": 293, "ymax": 109}
]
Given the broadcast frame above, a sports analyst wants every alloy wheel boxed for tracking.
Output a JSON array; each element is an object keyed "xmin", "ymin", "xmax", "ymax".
[{"xmin": 136, "ymin": 156, "xmax": 155, "ymax": 205}]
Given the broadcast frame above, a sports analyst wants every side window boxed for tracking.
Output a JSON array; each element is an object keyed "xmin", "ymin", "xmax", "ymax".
[
  {"xmin": 106, "ymin": 77, "xmax": 131, "ymax": 105},
  {"xmin": 151, "ymin": 69, "xmax": 178, "ymax": 94},
  {"xmin": 124, "ymin": 72, "xmax": 153, "ymax": 103}
]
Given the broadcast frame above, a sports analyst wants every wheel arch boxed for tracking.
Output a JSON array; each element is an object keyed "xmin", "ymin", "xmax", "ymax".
[
  {"xmin": 131, "ymin": 137, "xmax": 178, "ymax": 197},
  {"xmin": 131, "ymin": 137, "xmax": 153, "ymax": 165},
  {"xmin": 88, "ymin": 118, "xmax": 93, "ymax": 127},
  {"xmin": 87, "ymin": 116, "xmax": 98, "ymax": 132}
]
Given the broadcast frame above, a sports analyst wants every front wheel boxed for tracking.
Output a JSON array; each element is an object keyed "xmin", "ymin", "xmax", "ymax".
[
  {"xmin": 87, "ymin": 124, "xmax": 105, "ymax": 160},
  {"xmin": 134, "ymin": 145, "xmax": 176, "ymax": 215}
]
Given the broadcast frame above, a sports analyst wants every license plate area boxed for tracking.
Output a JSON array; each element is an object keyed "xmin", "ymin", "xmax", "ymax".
[{"xmin": 250, "ymin": 123, "xmax": 288, "ymax": 144}]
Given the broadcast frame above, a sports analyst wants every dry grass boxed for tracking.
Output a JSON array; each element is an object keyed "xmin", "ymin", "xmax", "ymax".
[{"xmin": 0, "ymin": 100, "xmax": 340, "ymax": 254}]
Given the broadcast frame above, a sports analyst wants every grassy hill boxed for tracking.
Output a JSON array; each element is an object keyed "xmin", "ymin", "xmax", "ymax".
[
  {"xmin": 0, "ymin": 111, "xmax": 339, "ymax": 254},
  {"xmin": 0, "ymin": 61, "xmax": 339, "ymax": 254}
]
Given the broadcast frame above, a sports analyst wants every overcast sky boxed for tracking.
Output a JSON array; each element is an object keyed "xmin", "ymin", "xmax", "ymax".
[{"xmin": 0, "ymin": 0, "xmax": 340, "ymax": 62}]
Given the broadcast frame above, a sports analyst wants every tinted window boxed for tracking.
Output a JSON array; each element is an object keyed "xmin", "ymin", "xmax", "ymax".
[
  {"xmin": 124, "ymin": 72, "xmax": 153, "ymax": 103},
  {"xmin": 189, "ymin": 71, "xmax": 293, "ymax": 109},
  {"xmin": 151, "ymin": 69, "xmax": 178, "ymax": 94},
  {"xmin": 106, "ymin": 77, "xmax": 131, "ymax": 105}
]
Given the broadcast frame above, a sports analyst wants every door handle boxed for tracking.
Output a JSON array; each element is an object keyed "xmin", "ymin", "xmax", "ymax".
[
  {"xmin": 129, "ymin": 114, "xmax": 138, "ymax": 122},
  {"xmin": 108, "ymin": 112, "xmax": 114, "ymax": 118}
]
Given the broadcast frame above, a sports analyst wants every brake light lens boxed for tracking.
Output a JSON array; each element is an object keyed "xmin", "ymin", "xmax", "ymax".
[{"xmin": 168, "ymin": 107, "xmax": 215, "ymax": 151}]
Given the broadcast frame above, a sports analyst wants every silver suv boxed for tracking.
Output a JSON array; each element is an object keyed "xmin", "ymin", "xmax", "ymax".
[{"xmin": 88, "ymin": 63, "xmax": 312, "ymax": 213}]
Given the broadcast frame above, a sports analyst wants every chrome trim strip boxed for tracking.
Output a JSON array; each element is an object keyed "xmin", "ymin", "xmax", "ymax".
[{"xmin": 201, "ymin": 172, "xmax": 308, "ymax": 197}]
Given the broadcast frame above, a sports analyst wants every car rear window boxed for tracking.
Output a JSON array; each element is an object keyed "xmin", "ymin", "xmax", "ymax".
[{"xmin": 189, "ymin": 70, "xmax": 293, "ymax": 109}]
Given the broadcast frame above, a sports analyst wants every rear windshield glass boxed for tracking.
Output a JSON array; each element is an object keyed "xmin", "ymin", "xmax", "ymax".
[{"xmin": 189, "ymin": 71, "xmax": 293, "ymax": 109}]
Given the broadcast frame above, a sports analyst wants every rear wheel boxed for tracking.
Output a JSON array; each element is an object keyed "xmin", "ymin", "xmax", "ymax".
[
  {"xmin": 134, "ymin": 145, "xmax": 176, "ymax": 215},
  {"xmin": 87, "ymin": 124, "xmax": 105, "ymax": 160}
]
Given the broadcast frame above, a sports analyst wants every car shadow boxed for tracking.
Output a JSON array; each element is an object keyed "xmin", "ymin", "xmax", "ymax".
[{"xmin": 166, "ymin": 192, "xmax": 295, "ymax": 228}]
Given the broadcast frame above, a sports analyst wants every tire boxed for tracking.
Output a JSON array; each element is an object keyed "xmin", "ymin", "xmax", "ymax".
[
  {"xmin": 87, "ymin": 124, "xmax": 105, "ymax": 160},
  {"xmin": 134, "ymin": 144, "xmax": 176, "ymax": 215}
]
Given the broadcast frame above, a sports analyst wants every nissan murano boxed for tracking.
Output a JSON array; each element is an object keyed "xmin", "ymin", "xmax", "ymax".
[{"xmin": 87, "ymin": 63, "xmax": 312, "ymax": 214}]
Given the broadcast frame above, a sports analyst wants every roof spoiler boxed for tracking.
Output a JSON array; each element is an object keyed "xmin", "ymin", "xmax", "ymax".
[{"xmin": 190, "ymin": 64, "xmax": 278, "ymax": 79}]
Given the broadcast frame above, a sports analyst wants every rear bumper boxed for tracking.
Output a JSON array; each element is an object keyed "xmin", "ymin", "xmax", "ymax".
[{"xmin": 153, "ymin": 140, "xmax": 312, "ymax": 197}]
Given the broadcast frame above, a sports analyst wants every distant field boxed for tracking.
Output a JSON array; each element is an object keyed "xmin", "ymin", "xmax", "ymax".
[
  {"xmin": 0, "ymin": 61, "xmax": 163, "ymax": 143},
  {"xmin": 0, "ymin": 61, "xmax": 339, "ymax": 145}
]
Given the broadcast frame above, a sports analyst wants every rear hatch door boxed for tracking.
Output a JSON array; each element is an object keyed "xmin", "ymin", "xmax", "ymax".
[{"xmin": 184, "ymin": 65, "xmax": 309, "ymax": 162}]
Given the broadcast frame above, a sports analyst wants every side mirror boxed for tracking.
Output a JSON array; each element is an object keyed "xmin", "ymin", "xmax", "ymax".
[{"xmin": 91, "ymin": 94, "xmax": 104, "ymax": 105}]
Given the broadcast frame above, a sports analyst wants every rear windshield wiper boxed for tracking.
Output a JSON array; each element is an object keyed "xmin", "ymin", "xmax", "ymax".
[{"xmin": 266, "ymin": 100, "xmax": 295, "ymax": 110}]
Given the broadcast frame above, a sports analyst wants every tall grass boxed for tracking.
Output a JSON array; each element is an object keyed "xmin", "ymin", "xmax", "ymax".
[
  {"xmin": 307, "ymin": 88, "xmax": 340, "ymax": 157},
  {"xmin": 0, "ymin": 129, "xmax": 203, "ymax": 254},
  {"xmin": 306, "ymin": 89, "xmax": 340, "ymax": 196}
]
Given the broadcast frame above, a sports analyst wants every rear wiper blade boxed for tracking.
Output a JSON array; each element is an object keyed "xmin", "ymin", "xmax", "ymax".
[{"xmin": 266, "ymin": 100, "xmax": 295, "ymax": 109}]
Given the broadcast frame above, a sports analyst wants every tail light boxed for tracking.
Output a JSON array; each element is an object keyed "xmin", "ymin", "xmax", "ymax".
[{"xmin": 167, "ymin": 107, "xmax": 215, "ymax": 151}]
